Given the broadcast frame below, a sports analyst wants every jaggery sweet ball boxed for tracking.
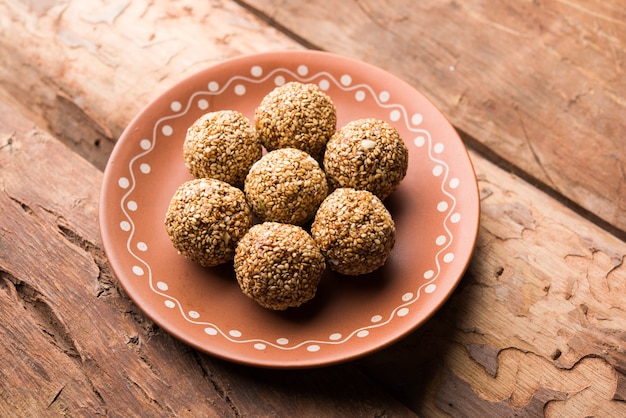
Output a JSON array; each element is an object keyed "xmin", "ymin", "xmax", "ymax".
[
  {"xmin": 311, "ymin": 188, "xmax": 395, "ymax": 275},
  {"xmin": 254, "ymin": 81, "xmax": 336, "ymax": 160},
  {"xmin": 183, "ymin": 110, "xmax": 262, "ymax": 187},
  {"xmin": 244, "ymin": 148, "xmax": 328, "ymax": 225},
  {"xmin": 234, "ymin": 222, "xmax": 326, "ymax": 310},
  {"xmin": 164, "ymin": 178, "xmax": 252, "ymax": 267},
  {"xmin": 323, "ymin": 118, "xmax": 408, "ymax": 200}
]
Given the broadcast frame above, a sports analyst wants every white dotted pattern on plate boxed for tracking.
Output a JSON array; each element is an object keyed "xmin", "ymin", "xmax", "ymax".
[{"xmin": 116, "ymin": 64, "xmax": 462, "ymax": 353}]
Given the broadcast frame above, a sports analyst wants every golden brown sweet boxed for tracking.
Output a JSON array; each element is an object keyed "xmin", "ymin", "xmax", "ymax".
[
  {"xmin": 234, "ymin": 222, "xmax": 326, "ymax": 310},
  {"xmin": 311, "ymin": 188, "xmax": 395, "ymax": 275},
  {"xmin": 244, "ymin": 148, "xmax": 328, "ymax": 225},
  {"xmin": 254, "ymin": 81, "xmax": 336, "ymax": 160},
  {"xmin": 323, "ymin": 118, "xmax": 408, "ymax": 200},
  {"xmin": 183, "ymin": 110, "xmax": 262, "ymax": 187},
  {"xmin": 164, "ymin": 178, "xmax": 252, "ymax": 267}
]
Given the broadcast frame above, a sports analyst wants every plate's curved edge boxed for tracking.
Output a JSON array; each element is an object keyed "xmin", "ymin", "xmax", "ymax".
[{"xmin": 99, "ymin": 50, "xmax": 482, "ymax": 369}]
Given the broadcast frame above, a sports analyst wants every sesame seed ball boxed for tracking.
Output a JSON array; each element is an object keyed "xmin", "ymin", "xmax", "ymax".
[
  {"xmin": 323, "ymin": 118, "xmax": 409, "ymax": 200},
  {"xmin": 254, "ymin": 82, "xmax": 337, "ymax": 160},
  {"xmin": 244, "ymin": 148, "xmax": 328, "ymax": 225},
  {"xmin": 234, "ymin": 222, "xmax": 326, "ymax": 310},
  {"xmin": 311, "ymin": 188, "xmax": 395, "ymax": 276},
  {"xmin": 183, "ymin": 110, "xmax": 262, "ymax": 187},
  {"xmin": 164, "ymin": 178, "xmax": 252, "ymax": 267}
]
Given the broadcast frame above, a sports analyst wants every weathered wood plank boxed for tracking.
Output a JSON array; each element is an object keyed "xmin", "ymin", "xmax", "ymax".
[
  {"xmin": 0, "ymin": 0, "xmax": 303, "ymax": 170},
  {"xmin": 240, "ymin": 0, "xmax": 626, "ymax": 234},
  {"xmin": 0, "ymin": 99, "xmax": 418, "ymax": 417},
  {"xmin": 356, "ymin": 149, "xmax": 626, "ymax": 416}
]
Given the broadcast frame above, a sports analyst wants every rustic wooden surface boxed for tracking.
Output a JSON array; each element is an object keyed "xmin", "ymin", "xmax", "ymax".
[
  {"xmin": 1, "ymin": 0, "xmax": 625, "ymax": 416},
  {"xmin": 242, "ymin": 0, "xmax": 626, "ymax": 236}
]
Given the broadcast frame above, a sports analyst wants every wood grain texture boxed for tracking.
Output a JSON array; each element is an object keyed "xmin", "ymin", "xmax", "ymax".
[
  {"xmin": 240, "ymin": 0, "xmax": 626, "ymax": 233},
  {"xmin": 0, "ymin": 0, "xmax": 303, "ymax": 170}
]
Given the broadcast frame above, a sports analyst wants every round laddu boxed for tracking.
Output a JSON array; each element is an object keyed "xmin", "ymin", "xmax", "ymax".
[
  {"xmin": 234, "ymin": 222, "xmax": 326, "ymax": 310},
  {"xmin": 164, "ymin": 178, "xmax": 253, "ymax": 267},
  {"xmin": 323, "ymin": 118, "xmax": 409, "ymax": 200},
  {"xmin": 254, "ymin": 81, "xmax": 336, "ymax": 159},
  {"xmin": 244, "ymin": 148, "xmax": 328, "ymax": 225},
  {"xmin": 183, "ymin": 110, "xmax": 262, "ymax": 187},
  {"xmin": 311, "ymin": 188, "xmax": 396, "ymax": 275}
]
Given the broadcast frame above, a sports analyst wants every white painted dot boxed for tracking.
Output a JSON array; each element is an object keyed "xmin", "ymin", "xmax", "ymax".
[
  {"xmin": 120, "ymin": 221, "xmax": 131, "ymax": 232},
  {"xmin": 140, "ymin": 139, "xmax": 151, "ymax": 150},
  {"xmin": 318, "ymin": 79, "xmax": 330, "ymax": 91},
  {"xmin": 424, "ymin": 270, "xmax": 435, "ymax": 279},
  {"xmin": 165, "ymin": 300, "xmax": 176, "ymax": 308},
  {"xmin": 161, "ymin": 125, "xmax": 173, "ymax": 136},
  {"xmin": 451, "ymin": 213, "xmax": 462, "ymax": 223},
  {"xmin": 234, "ymin": 84, "xmax": 246, "ymax": 95},
  {"xmin": 251, "ymin": 65, "xmax": 263, "ymax": 77},
  {"xmin": 397, "ymin": 308, "xmax": 410, "ymax": 317},
  {"xmin": 274, "ymin": 75, "xmax": 286, "ymax": 86},
  {"xmin": 389, "ymin": 109, "xmax": 401, "ymax": 122},
  {"xmin": 198, "ymin": 99, "xmax": 209, "ymax": 110},
  {"xmin": 204, "ymin": 327, "xmax": 218, "ymax": 336},
  {"xmin": 436, "ymin": 235, "xmax": 447, "ymax": 246},
  {"xmin": 297, "ymin": 65, "xmax": 309, "ymax": 76},
  {"xmin": 443, "ymin": 253, "xmax": 455, "ymax": 263},
  {"xmin": 450, "ymin": 178, "xmax": 460, "ymax": 189},
  {"xmin": 329, "ymin": 333, "xmax": 342, "ymax": 341},
  {"xmin": 432, "ymin": 165, "xmax": 444, "ymax": 176},
  {"xmin": 127, "ymin": 201, "xmax": 138, "ymax": 211},
  {"xmin": 254, "ymin": 343, "xmax": 266, "ymax": 350},
  {"xmin": 402, "ymin": 292, "xmax": 413, "ymax": 302},
  {"xmin": 307, "ymin": 344, "xmax": 321, "ymax": 352},
  {"xmin": 414, "ymin": 136, "xmax": 426, "ymax": 147},
  {"xmin": 355, "ymin": 90, "xmax": 366, "ymax": 102},
  {"xmin": 140, "ymin": 163, "xmax": 151, "ymax": 174},
  {"xmin": 189, "ymin": 311, "xmax": 200, "ymax": 319},
  {"xmin": 229, "ymin": 330, "xmax": 242, "ymax": 338},
  {"xmin": 156, "ymin": 281, "xmax": 168, "ymax": 291},
  {"xmin": 434, "ymin": 143, "xmax": 445, "ymax": 154},
  {"xmin": 412, "ymin": 113, "xmax": 423, "ymax": 125},
  {"xmin": 340, "ymin": 74, "xmax": 352, "ymax": 86},
  {"xmin": 170, "ymin": 101, "xmax": 182, "ymax": 112},
  {"xmin": 137, "ymin": 242, "xmax": 148, "ymax": 251},
  {"xmin": 379, "ymin": 91, "xmax": 390, "ymax": 102},
  {"xmin": 276, "ymin": 338, "xmax": 289, "ymax": 345},
  {"xmin": 437, "ymin": 201, "xmax": 449, "ymax": 212},
  {"xmin": 132, "ymin": 266, "xmax": 144, "ymax": 276},
  {"xmin": 118, "ymin": 177, "xmax": 130, "ymax": 189},
  {"xmin": 425, "ymin": 284, "xmax": 437, "ymax": 293},
  {"xmin": 208, "ymin": 81, "xmax": 219, "ymax": 92},
  {"xmin": 449, "ymin": 65, "xmax": 456, "ymax": 72},
  {"xmin": 371, "ymin": 315, "xmax": 383, "ymax": 323},
  {"xmin": 357, "ymin": 330, "xmax": 369, "ymax": 338}
]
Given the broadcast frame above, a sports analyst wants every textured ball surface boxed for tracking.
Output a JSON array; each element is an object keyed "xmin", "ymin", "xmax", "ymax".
[
  {"xmin": 311, "ymin": 188, "xmax": 395, "ymax": 275},
  {"xmin": 183, "ymin": 110, "xmax": 261, "ymax": 187},
  {"xmin": 244, "ymin": 148, "xmax": 328, "ymax": 225},
  {"xmin": 164, "ymin": 178, "xmax": 252, "ymax": 267},
  {"xmin": 254, "ymin": 82, "xmax": 336, "ymax": 160},
  {"xmin": 323, "ymin": 118, "xmax": 408, "ymax": 200},
  {"xmin": 234, "ymin": 222, "xmax": 326, "ymax": 310}
]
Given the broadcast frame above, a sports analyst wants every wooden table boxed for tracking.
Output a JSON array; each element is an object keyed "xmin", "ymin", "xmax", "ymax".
[{"xmin": 1, "ymin": 1, "xmax": 624, "ymax": 416}]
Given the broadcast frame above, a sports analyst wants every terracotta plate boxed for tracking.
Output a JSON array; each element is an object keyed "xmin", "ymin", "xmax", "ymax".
[{"xmin": 99, "ymin": 50, "xmax": 480, "ymax": 368}]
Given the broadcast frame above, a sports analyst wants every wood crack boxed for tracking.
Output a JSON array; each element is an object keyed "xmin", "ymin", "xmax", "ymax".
[
  {"xmin": 55, "ymin": 221, "xmax": 118, "ymax": 299},
  {"xmin": 1, "ymin": 270, "xmax": 82, "ymax": 361},
  {"xmin": 192, "ymin": 351, "xmax": 242, "ymax": 418}
]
